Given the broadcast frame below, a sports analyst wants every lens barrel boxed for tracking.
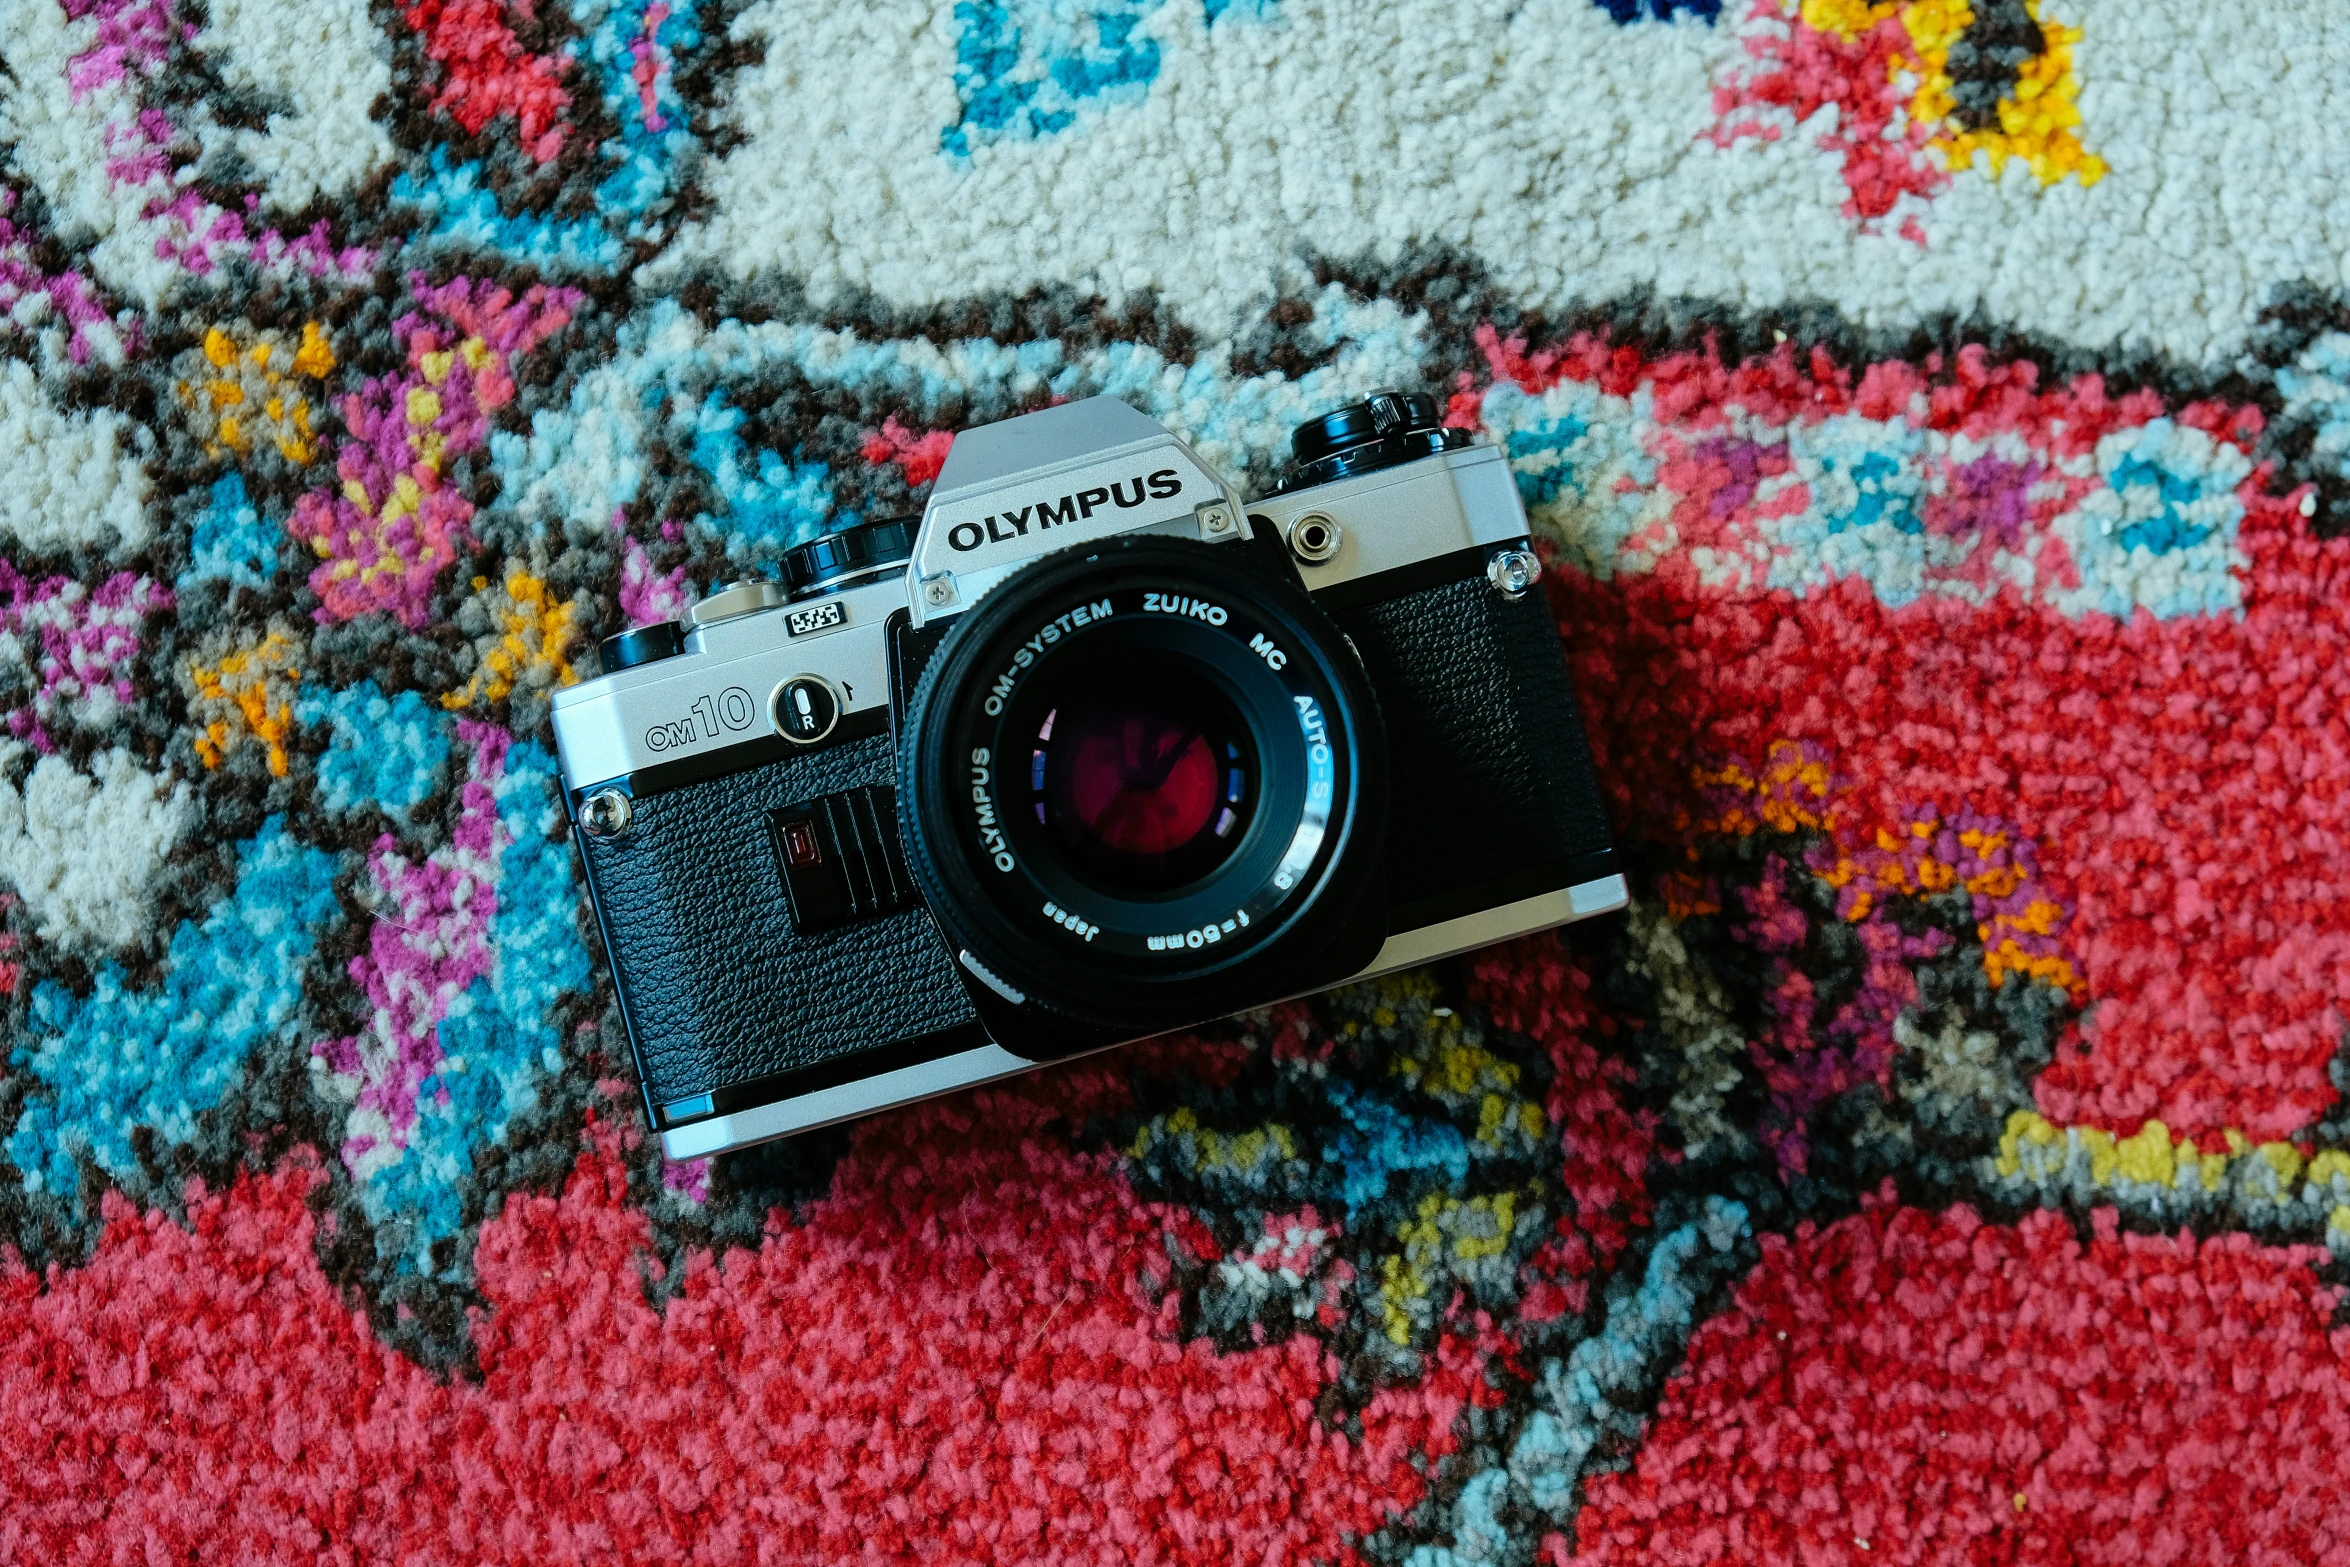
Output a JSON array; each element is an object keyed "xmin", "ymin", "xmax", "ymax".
[
  {"xmin": 1280, "ymin": 389, "xmax": 1469, "ymax": 492},
  {"xmin": 897, "ymin": 535, "xmax": 1387, "ymax": 1040}
]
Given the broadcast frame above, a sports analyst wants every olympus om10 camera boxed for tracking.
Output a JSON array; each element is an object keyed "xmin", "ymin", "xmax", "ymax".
[{"xmin": 552, "ymin": 392, "xmax": 1626, "ymax": 1160}]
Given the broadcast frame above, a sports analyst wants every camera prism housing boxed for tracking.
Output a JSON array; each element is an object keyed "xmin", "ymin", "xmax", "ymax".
[{"xmin": 552, "ymin": 392, "xmax": 1626, "ymax": 1160}]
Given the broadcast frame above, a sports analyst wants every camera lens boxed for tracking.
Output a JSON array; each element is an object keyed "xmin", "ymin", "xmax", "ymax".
[
  {"xmin": 782, "ymin": 514, "xmax": 918, "ymax": 597},
  {"xmin": 1280, "ymin": 389, "xmax": 1470, "ymax": 493},
  {"xmin": 1030, "ymin": 660, "xmax": 1256, "ymax": 896},
  {"xmin": 897, "ymin": 536, "xmax": 1387, "ymax": 1040}
]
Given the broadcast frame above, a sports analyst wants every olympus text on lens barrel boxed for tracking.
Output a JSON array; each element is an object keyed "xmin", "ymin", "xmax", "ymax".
[{"xmin": 550, "ymin": 392, "xmax": 1627, "ymax": 1159}]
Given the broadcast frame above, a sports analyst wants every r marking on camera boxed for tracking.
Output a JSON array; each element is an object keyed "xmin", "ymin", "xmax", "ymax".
[
  {"xmin": 1041, "ymin": 901, "xmax": 1100, "ymax": 942},
  {"xmin": 1141, "ymin": 592, "xmax": 1228, "ymax": 624},
  {"xmin": 968, "ymin": 748, "xmax": 1016, "ymax": 871},
  {"xmin": 982, "ymin": 600, "xmax": 1116, "ymax": 715},
  {"xmin": 945, "ymin": 467, "xmax": 1183, "ymax": 553}
]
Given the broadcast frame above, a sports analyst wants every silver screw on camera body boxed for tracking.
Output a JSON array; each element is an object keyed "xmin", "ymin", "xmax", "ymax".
[
  {"xmin": 1196, "ymin": 499, "xmax": 1236, "ymax": 537},
  {"xmin": 1289, "ymin": 512, "xmax": 1343, "ymax": 564},
  {"xmin": 580, "ymin": 788, "xmax": 633, "ymax": 840},
  {"xmin": 1488, "ymin": 546, "xmax": 1542, "ymax": 600},
  {"xmin": 921, "ymin": 575, "xmax": 956, "ymax": 607}
]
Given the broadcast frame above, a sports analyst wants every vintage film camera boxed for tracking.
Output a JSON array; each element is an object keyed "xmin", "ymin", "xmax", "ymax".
[{"xmin": 552, "ymin": 392, "xmax": 1624, "ymax": 1159}]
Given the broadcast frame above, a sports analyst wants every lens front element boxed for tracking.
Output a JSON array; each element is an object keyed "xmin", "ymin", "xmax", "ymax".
[{"xmin": 1032, "ymin": 662, "xmax": 1257, "ymax": 896}]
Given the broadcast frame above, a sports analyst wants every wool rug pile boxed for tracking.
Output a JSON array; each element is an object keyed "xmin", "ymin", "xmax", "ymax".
[{"xmin": 3, "ymin": 1, "xmax": 2349, "ymax": 1560}]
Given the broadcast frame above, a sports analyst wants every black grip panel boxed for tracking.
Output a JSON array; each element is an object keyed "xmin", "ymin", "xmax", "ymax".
[
  {"xmin": 574, "ymin": 727, "xmax": 979, "ymax": 1111},
  {"xmin": 1331, "ymin": 568, "xmax": 1615, "ymax": 932}
]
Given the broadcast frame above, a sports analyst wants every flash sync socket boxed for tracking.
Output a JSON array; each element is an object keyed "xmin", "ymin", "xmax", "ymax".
[{"xmin": 1289, "ymin": 513, "xmax": 1343, "ymax": 564}]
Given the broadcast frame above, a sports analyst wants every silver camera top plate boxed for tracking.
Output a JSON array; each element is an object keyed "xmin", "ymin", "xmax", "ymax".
[
  {"xmin": 907, "ymin": 396, "xmax": 1252, "ymax": 626},
  {"xmin": 1246, "ymin": 442, "xmax": 1531, "ymax": 596},
  {"xmin": 550, "ymin": 568, "xmax": 907, "ymax": 789}
]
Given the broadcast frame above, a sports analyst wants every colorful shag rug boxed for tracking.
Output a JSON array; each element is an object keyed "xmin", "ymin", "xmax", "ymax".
[{"xmin": 4, "ymin": 0, "xmax": 2350, "ymax": 1560}]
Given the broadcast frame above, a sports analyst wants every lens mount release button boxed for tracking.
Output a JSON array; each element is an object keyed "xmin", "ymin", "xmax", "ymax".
[{"xmin": 771, "ymin": 675, "xmax": 842, "ymax": 744}]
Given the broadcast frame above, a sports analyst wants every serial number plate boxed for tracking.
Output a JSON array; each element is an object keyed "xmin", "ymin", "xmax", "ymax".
[{"xmin": 786, "ymin": 600, "xmax": 846, "ymax": 637}]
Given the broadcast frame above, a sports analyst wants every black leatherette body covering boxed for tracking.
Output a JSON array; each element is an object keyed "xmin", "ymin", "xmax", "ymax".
[
  {"xmin": 575, "ymin": 728, "xmax": 978, "ymax": 1106},
  {"xmin": 1331, "ymin": 569, "xmax": 1615, "ymax": 924}
]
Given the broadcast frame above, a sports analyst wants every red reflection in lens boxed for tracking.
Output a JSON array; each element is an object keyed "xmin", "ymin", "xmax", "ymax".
[{"xmin": 1060, "ymin": 712, "xmax": 1220, "ymax": 858}]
